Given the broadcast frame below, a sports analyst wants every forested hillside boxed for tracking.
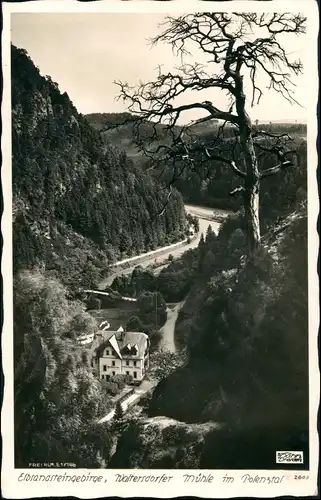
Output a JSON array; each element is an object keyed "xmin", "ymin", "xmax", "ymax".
[
  {"xmin": 170, "ymin": 129, "xmax": 307, "ymax": 213},
  {"xmin": 11, "ymin": 44, "xmax": 309, "ymax": 471},
  {"xmin": 12, "ymin": 46, "xmax": 186, "ymax": 290},
  {"xmin": 111, "ymin": 202, "xmax": 309, "ymax": 469},
  {"xmin": 86, "ymin": 112, "xmax": 307, "ymax": 216},
  {"xmin": 14, "ymin": 270, "xmax": 113, "ymax": 467},
  {"xmin": 86, "ymin": 112, "xmax": 174, "ymax": 168},
  {"xmin": 107, "ymin": 120, "xmax": 308, "ymax": 468},
  {"xmin": 11, "ymin": 45, "xmax": 186, "ymax": 467}
]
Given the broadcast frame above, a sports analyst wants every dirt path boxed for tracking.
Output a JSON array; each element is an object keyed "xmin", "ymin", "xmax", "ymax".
[{"xmin": 159, "ymin": 301, "xmax": 186, "ymax": 353}]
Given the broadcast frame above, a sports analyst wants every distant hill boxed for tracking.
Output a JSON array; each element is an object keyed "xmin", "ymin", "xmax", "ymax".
[
  {"xmin": 258, "ymin": 119, "xmax": 307, "ymax": 125},
  {"xmin": 86, "ymin": 112, "xmax": 307, "ymax": 161},
  {"xmin": 86, "ymin": 112, "xmax": 181, "ymax": 165},
  {"xmin": 86, "ymin": 112, "xmax": 307, "ymax": 213}
]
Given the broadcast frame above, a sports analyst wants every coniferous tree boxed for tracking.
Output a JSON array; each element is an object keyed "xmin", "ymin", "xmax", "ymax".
[
  {"xmin": 114, "ymin": 401, "xmax": 124, "ymax": 421},
  {"xmin": 11, "ymin": 44, "xmax": 187, "ymax": 289}
]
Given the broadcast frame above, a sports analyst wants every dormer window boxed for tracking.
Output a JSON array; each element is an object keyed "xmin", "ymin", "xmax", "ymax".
[{"xmin": 105, "ymin": 349, "xmax": 110, "ymax": 356}]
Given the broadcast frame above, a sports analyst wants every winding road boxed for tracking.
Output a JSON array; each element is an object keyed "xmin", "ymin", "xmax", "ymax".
[
  {"xmin": 156, "ymin": 205, "xmax": 230, "ymax": 354},
  {"xmin": 98, "ymin": 204, "xmax": 230, "ymax": 290},
  {"xmin": 96, "ymin": 205, "xmax": 229, "ymax": 423}
]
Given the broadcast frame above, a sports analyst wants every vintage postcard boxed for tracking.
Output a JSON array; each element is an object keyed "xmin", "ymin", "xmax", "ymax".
[{"xmin": 1, "ymin": 0, "xmax": 319, "ymax": 498}]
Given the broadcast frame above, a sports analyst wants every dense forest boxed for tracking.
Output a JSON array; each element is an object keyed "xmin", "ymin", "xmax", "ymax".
[
  {"xmin": 11, "ymin": 45, "xmax": 186, "ymax": 467},
  {"xmin": 105, "ymin": 119, "xmax": 308, "ymax": 469},
  {"xmin": 12, "ymin": 45, "xmax": 187, "ymax": 291},
  {"xmin": 86, "ymin": 112, "xmax": 307, "ymax": 218},
  {"xmin": 14, "ymin": 270, "xmax": 114, "ymax": 467},
  {"xmin": 111, "ymin": 199, "xmax": 309, "ymax": 469},
  {"xmin": 110, "ymin": 126, "xmax": 307, "ymax": 305}
]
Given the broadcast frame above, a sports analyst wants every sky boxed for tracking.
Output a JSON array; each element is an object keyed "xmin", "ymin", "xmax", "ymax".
[{"xmin": 11, "ymin": 13, "xmax": 308, "ymax": 123}]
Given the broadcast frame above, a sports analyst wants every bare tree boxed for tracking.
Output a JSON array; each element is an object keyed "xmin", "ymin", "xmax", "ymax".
[{"xmin": 114, "ymin": 13, "xmax": 306, "ymax": 255}]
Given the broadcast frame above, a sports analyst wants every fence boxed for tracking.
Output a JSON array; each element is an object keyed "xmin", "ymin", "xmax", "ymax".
[{"xmin": 116, "ymin": 387, "xmax": 136, "ymax": 405}]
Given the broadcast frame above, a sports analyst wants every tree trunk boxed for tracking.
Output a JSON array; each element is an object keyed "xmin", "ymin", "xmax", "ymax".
[
  {"xmin": 240, "ymin": 127, "xmax": 261, "ymax": 255},
  {"xmin": 234, "ymin": 79, "xmax": 261, "ymax": 255},
  {"xmin": 243, "ymin": 175, "xmax": 260, "ymax": 254}
]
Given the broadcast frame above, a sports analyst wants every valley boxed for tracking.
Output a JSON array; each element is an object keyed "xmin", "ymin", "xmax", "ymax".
[
  {"xmin": 87, "ymin": 205, "xmax": 229, "ymax": 353},
  {"xmin": 74, "ymin": 205, "xmax": 229, "ymax": 424},
  {"xmin": 98, "ymin": 204, "xmax": 230, "ymax": 289},
  {"xmin": 11, "ymin": 16, "xmax": 310, "ymax": 472}
]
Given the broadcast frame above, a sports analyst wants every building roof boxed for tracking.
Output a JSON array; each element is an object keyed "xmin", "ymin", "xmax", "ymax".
[{"xmin": 92, "ymin": 330, "xmax": 149, "ymax": 359}]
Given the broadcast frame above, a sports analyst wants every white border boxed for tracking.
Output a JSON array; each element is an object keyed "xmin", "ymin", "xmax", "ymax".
[{"xmin": 1, "ymin": 1, "xmax": 319, "ymax": 498}]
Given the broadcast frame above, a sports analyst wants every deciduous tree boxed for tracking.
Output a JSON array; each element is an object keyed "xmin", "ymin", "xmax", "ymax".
[{"xmin": 114, "ymin": 13, "xmax": 306, "ymax": 255}]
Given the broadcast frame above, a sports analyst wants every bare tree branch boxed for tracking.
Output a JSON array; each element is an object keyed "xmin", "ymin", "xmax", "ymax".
[
  {"xmin": 229, "ymin": 186, "xmax": 246, "ymax": 196},
  {"xmin": 112, "ymin": 13, "xmax": 305, "ymax": 250},
  {"xmin": 260, "ymin": 160, "xmax": 295, "ymax": 178},
  {"xmin": 204, "ymin": 148, "xmax": 246, "ymax": 178},
  {"xmin": 146, "ymin": 13, "xmax": 305, "ymax": 113},
  {"xmin": 253, "ymin": 128, "xmax": 293, "ymax": 141}
]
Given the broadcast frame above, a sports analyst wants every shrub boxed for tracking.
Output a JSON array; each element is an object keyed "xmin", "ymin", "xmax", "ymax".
[
  {"xmin": 86, "ymin": 296, "xmax": 101, "ymax": 310},
  {"xmin": 111, "ymin": 374, "xmax": 127, "ymax": 390},
  {"xmin": 126, "ymin": 315, "xmax": 144, "ymax": 332},
  {"xmin": 103, "ymin": 381, "xmax": 119, "ymax": 396}
]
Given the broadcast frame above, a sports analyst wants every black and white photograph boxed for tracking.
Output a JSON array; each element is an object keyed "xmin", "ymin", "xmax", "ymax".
[
  {"xmin": 0, "ymin": 1, "xmax": 310, "ymax": 3},
  {"xmin": 1, "ymin": 0, "xmax": 319, "ymax": 498}
]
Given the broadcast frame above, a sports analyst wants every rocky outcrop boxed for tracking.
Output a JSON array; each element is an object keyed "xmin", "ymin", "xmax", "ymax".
[
  {"xmin": 109, "ymin": 416, "xmax": 222, "ymax": 469},
  {"xmin": 11, "ymin": 45, "xmax": 186, "ymax": 289}
]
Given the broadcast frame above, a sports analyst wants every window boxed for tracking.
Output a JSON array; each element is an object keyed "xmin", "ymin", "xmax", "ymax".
[
  {"xmin": 106, "ymin": 350, "xmax": 110, "ymax": 356},
  {"xmin": 133, "ymin": 371, "xmax": 137, "ymax": 379},
  {"xmin": 133, "ymin": 361, "xmax": 137, "ymax": 367},
  {"xmin": 101, "ymin": 375, "xmax": 104, "ymax": 380},
  {"xmin": 126, "ymin": 371, "xmax": 130, "ymax": 376},
  {"xmin": 112, "ymin": 371, "xmax": 116, "ymax": 376},
  {"xmin": 103, "ymin": 365, "xmax": 107, "ymax": 372},
  {"xmin": 91, "ymin": 361, "xmax": 94, "ymax": 367},
  {"xmin": 112, "ymin": 361, "xmax": 115, "ymax": 366}
]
